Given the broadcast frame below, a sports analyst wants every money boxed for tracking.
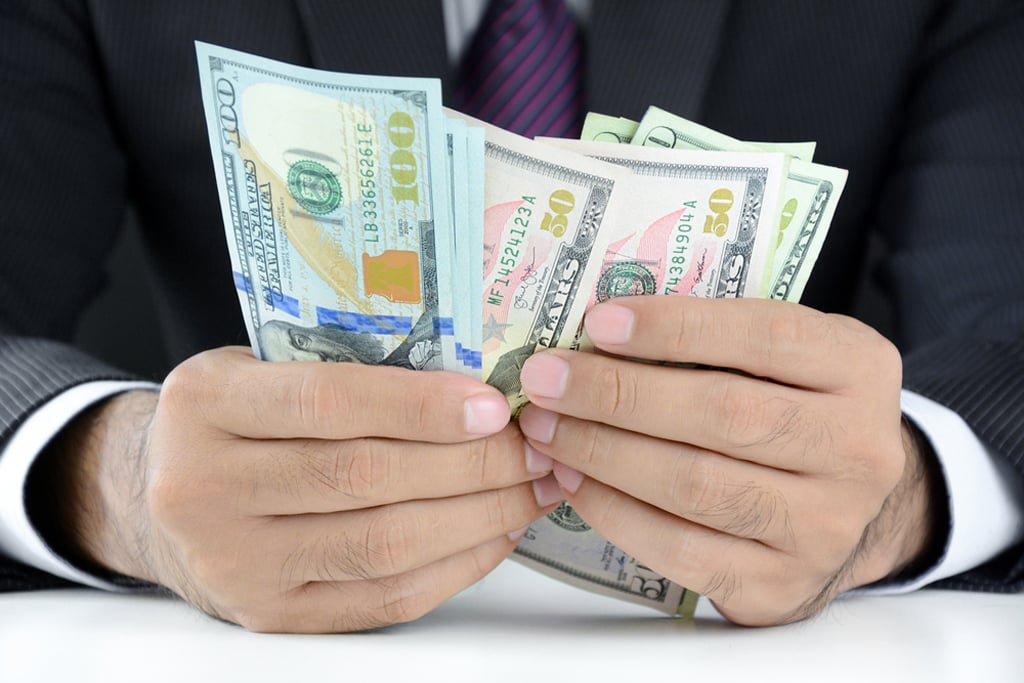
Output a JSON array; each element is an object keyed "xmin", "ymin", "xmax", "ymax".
[
  {"xmin": 580, "ymin": 112, "xmax": 639, "ymax": 144},
  {"xmin": 198, "ymin": 43, "xmax": 847, "ymax": 622},
  {"xmin": 542, "ymin": 139, "xmax": 787, "ymax": 308},
  {"xmin": 629, "ymin": 106, "xmax": 817, "ymax": 162},
  {"xmin": 196, "ymin": 42, "xmax": 458, "ymax": 370},
  {"xmin": 447, "ymin": 111, "xmax": 633, "ymax": 409},
  {"xmin": 514, "ymin": 502, "xmax": 699, "ymax": 616},
  {"xmin": 629, "ymin": 106, "xmax": 847, "ymax": 300},
  {"xmin": 508, "ymin": 137, "xmax": 786, "ymax": 615}
]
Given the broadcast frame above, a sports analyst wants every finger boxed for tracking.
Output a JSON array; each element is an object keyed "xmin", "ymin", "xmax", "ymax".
[
  {"xmin": 164, "ymin": 346, "xmax": 511, "ymax": 441},
  {"xmin": 520, "ymin": 348, "xmax": 839, "ymax": 467},
  {"xmin": 520, "ymin": 404, "xmax": 801, "ymax": 548},
  {"xmin": 581, "ymin": 297, "xmax": 900, "ymax": 392},
  {"xmin": 266, "ymin": 477, "xmax": 561, "ymax": 583},
  {"xmin": 560, "ymin": 474, "xmax": 832, "ymax": 626},
  {"xmin": 232, "ymin": 536, "xmax": 514, "ymax": 633},
  {"xmin": 235, "ymin": 424, "xmax": 555, "ymax": 515}
]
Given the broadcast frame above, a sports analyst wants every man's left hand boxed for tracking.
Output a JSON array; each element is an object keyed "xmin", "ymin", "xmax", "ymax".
[{"xmin": 518, "ymin": 296, "xmax": 939, "ymax": 626}]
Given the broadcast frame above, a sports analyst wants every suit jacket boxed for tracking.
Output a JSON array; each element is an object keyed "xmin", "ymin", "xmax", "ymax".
[{"xmin": 1, "ymin": 0, "xmax": 1022, "ymax": 593}]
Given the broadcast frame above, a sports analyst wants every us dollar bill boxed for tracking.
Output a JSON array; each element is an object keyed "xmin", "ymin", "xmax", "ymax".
[
  {"xmin": 630, "ymin": 106, "xmax": 817, "ymax": 162},
  {"xmin": 511, "ymin": 138, "xmax": 786, "ymax": 617},
  {"xmin": 515, "ymin": 502, "xmax": 699, "ymax": 616},
  {"xmin": 544, "ymin": 139, "xmax": 787, "ymax": 313},
  {"xmin": 447, "ymin": 110, "xmax": 633, "ymax": 410},
  {"xmin": 630, "ymin": 106, "xmax": 847, "ymax": 300},
  {"xmin": 580, "ymin": 112, "xmax": 639, "ymax": 144},
  {"xmin": 196, "ymin": 42, "xmax": 458, "ymax": 370}
]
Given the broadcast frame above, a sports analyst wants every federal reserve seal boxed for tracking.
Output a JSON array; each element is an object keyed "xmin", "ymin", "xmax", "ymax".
[
  {"xmin": 287, "ymin": 160, "xmax": 342, "ymax": 215},
  {"xmin": 596, "ymin": 262, "xmax": 657, "ymax": 302},
  {"xmin": 547, "ymin": 502, "xmax": 591, "ymax": 532}
]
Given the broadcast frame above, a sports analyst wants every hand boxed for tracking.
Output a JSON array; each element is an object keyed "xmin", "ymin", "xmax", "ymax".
[
  {"xmin": 518, "ymin": 297, "xmax": 941, "ymax": 626},
  {"xmin": 50, "ymin": 347, "xmax": 562, "ymax": 632}
]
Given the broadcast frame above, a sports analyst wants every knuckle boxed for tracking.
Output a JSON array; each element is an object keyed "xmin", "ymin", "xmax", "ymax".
[
  {"xmin": 762, "ymin": 311, "xmax": 807, "ymax": 361},
  {"xmin": 160, "ymin": 356, "xmax": 211, "ymax": 417},
  {"xmin": 398, "ymin": 387, "xmax": 433, "ymax": 436},
  {"xmin": 804, "ymin": 508, "xmax": 865, "ymax": 568},
  {"xmin": 571, "ymin": 419, "xmax": 604, "ymax": 468},
  {"xmin": 707, "ymin": 375, "xmax": 763, "ymax": 447},
  {"xmin": 465, "ymin": 429, "xmax": 508, "ymax": 488},
  {"xmin": 363, "ymin": 510, "xmax": 415, "ymax": 577},
  {"xmin": 674, "ymin": 453, "xmax": 722, "ymax": 514},
  {"xmin": 594, "ymin": 364, "xmax": 642, "ymax": 420},
  {"xmin": 870, "ymin": 441, "xmax": 907, "ymax": 492},
  {"xmin": 293, "ymin": 367, "xmax": 351, "ymax": 433},
  {"xmin": 376, "ymin": 575, "xmax": 432, "ymax": 626},
  {"xmin": 484, "ymin": 485, "xmax": 519, "ymax": 531},
  {"xmin": 871, "ymin": 335, "xmax": 903, "ymax": 381},
  {"xmin": 335, "ymin": 440, "xmax": 390, "ymax": 503},
  {"xmin": 186, "ymin": 549, "xmax": 241, "ymax": 595},
  {"xmin": 147, "ymin": 469, "xmax": 203, "ymax": 527}
]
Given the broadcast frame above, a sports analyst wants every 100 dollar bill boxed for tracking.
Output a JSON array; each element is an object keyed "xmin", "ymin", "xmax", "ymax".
[{"xmin": 196, "ymin": 42, "xmax": 458, "ymax": 370}]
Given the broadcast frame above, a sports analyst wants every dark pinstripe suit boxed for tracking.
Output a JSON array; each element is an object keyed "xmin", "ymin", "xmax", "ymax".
[{"xmin": 1, "ymin": 0, "xmax": 1022, "ymax": 593}]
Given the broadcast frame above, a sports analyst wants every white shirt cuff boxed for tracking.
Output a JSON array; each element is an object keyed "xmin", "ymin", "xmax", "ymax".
[
  {"xmin": 866, "ymin": 390, "xmax": 1024, "ymax": 594},
  {"xmin": 0, "ymin": 380, "xmax": 159, "ymax": 590}
]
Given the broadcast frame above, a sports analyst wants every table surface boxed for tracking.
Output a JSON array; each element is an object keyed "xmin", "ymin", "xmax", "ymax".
[{"xmin": 2, "ymin": 559, "xmax": 1022, "ymax": 683}]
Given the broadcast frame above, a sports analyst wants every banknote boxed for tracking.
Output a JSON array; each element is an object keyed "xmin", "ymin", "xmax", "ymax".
[
  {"xmin": 511, "ymin": 137, "xmax": 785, "ymax": 618},
  {"xmin": 542, "ymin": 139, "xmax": 787, "ymax": 310},
  {"xmin": 630, "ymin": 106, "xmax": 846, "ymax": 300},
  {"xmin": 445, "ymin": 118, "xmax": 479, "ymax": 374},
  {"xmin": 446, "ymin": 110, "xmax": 633, "ymax": 409},
  {"xmin": 580, "ymin": 112, "xmax": 639, "ymax": 144},
  {"xmin": 514, "ymin": 503, "xmax": 699, "ymax": 616},
  {"xmin": 763, "ymin": 159, "xmax": 847, "ymax": 301},
  {"xmin": 466, "ymin": 125, "xmax": 487, "ymax": 365},
  {"xmin": 631, "ymin": 106, "xmax": 817, "ymax": 161},
  {"xmin": 196, "ymin": 42, "xmax": 458, "ymax": 370}
]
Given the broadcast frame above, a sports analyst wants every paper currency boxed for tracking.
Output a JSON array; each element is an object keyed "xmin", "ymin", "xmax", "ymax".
[
  {"xmin": 630, "ymin": 106, "xmax": 847, "ymax": 300},
  {"xmin": 630, "ymin": 106, "xmax": 817, "ymax": 161},
  {"xmin": 580, "ymin": 112, "xmax": 639, "ymax": 144},
  {"xmin": 509, "ymin": 137, "xmax": 786, "ymax": 616},
  {"xmin": 514, "ymin": 502, "xmax": 699, "ymax": 616},
  {"xmin": 447, "ymin": 111, "xmax": 633, "ymax": 409},
  {"xmin": 542, "ymin": 139, "xmax": 787, "ymax": 310},
  {"xmin": 196, "ymin": 42, "xmax": 458, "ymax": 370},
  {"xmin": 197, "ymin": 42, "xmax": 846, "ymax": 622}
]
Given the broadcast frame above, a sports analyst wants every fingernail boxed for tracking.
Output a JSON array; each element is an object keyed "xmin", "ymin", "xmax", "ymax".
[
  {"xmin": 553, "ymin": 462, "xmax": 584, "ymax": 494},
  {"xmin": 532, "ymin": 474, "xmax": 564, "ymax": 507},
  {"xmin": 520, "ymin": 353, "xmax": 569, "ymax": 400},
  {"xmin": 507, "ymin": 526, "xmax": 529, "ymax": 542},
  {"xmin": 518, "ymin": 405, "xmax": 560, "ymax": 444},
  {"xmin": 584, "ymin": 303, "xmax": 635, "ymax": 346},
  {"xmin": 464, "ymin": 393, "xmax": 510, "ymax": 435},
  {"xmin": 525, "ymin": 444, "xmax": 553, "ymax": 473}
]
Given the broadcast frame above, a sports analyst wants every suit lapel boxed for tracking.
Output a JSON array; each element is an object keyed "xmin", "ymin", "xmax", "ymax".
[
  {"xmin": 292, "ymin": 0, "xmax": 452, "ymax": 97},
  {"xmin": 587, "ymin": 0, "xmax": 732, "ymax": 123}
]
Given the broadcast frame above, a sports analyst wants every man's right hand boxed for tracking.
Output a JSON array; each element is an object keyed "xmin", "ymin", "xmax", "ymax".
[{"xmin": 52, "ymin": 346, "xmax": 560, "ymax": 632}]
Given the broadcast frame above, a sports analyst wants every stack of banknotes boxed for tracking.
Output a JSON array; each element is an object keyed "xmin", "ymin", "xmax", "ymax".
[{"xmin": 196, "ymin": 43, "xmax": 847, "ymax": 618}]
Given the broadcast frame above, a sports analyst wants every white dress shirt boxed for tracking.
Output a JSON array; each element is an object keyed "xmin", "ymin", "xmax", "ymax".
[{"xmin": 1, "ymin": 0, "xmax": 1021, "ymax": 593}]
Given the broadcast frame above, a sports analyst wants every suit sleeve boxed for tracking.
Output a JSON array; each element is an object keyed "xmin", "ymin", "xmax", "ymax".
[
  {"xmin": 875, "ymin": 0, "xmax": 1024, "ymax": 590},
  {"xmin": 0, "ymin": 0, "xmax": 139, "ymax": 589}
]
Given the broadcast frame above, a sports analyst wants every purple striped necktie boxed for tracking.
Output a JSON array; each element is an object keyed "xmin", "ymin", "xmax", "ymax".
[{"xmin": 454, "ymin": 0, "xmax": 584, "ymax": 138}]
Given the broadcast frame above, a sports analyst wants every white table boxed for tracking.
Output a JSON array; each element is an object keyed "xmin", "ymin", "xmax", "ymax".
[{"xmin": 2, "ymin": 560, "xmax": 1022, "ymax": 682}]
